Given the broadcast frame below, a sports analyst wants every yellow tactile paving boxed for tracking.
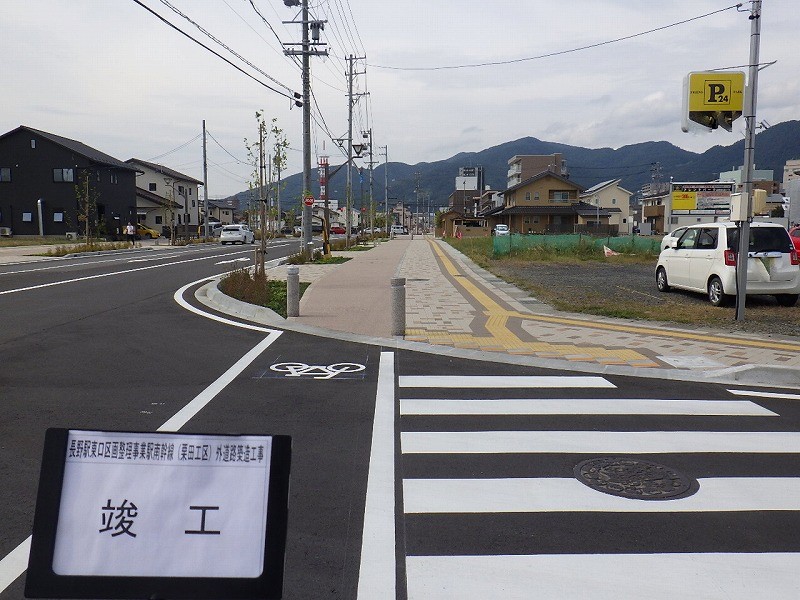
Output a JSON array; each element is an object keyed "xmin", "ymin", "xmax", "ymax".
[{"xmin": 418, "ymin": 240, "xmax": 662, "ymax": 367}]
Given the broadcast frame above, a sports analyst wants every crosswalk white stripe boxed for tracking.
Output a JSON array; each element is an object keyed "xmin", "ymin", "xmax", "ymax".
[
  {"xmin": 400, "ymin": 398, "xmax": 777, "ymax": 416},
  {"xmin": 357, "ymin": 352, "xmax": 396, "ymax": 600},
  {"xmin": 403, "ymin": 477, "xmax": 800, "ymax": 513},
  {"xmin": 398, "ymin": 375, "xmax": 616, "ymax": 388},
  {"xmin": 406, "ymin": 553, "xmax": 799, "ymax": 600},
  {"xmin": 401, "ymin": 430, "xmax": 800, "ymax": 454},
  {"xmin": 728, "ymin": 389, "xmax": 800, "ymax": 401}
]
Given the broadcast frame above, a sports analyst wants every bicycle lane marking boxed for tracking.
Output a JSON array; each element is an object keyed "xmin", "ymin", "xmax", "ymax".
[{"xmin": 0, "ymin": 278, "xmax": 283, "ymax": 592}]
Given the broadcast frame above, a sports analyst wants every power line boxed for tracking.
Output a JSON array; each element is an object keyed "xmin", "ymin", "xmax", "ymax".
[
  {"xmin": 206, "ymin": 130, "xmax": 249, "ymax": 165},
  {"xmin": 158, "ymin": 0, "xmax": 296, "ymax": 94},
  {"xmin": 146, "ymin": 134, "xmax": 202, "ymax": 162},
  {"xmin": 130, "ymin": 0, "xmax": 299, "ymax": 101},
  {"xmin": 369, "ymin": 3, "xmax": 743, "ymax": 71}
]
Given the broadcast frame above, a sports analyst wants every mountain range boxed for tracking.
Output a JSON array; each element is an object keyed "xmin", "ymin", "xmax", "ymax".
[{"xmin": 226, "ymin": 119, "xmax": 800, "ymax": 212}]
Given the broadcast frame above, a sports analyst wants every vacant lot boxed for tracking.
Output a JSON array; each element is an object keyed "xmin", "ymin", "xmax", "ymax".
[{"xmin": 450, "ymin": 238, "xmax": 800, "ymax": 339}]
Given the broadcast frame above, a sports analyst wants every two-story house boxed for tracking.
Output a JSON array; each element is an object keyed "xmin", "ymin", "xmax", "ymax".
[
  {"xmin": 497, "ymin": 171, "xmax": 607, "ymax": 234},
  {"xmin": 125, "ymin": 158, "xmax": 203, "ymax": 236},
  {"xmin": 580, "ymin": 179, "xmax": 634, "ymax": 234},
  {"xmin": 0, "ymin": 126, "xmax": 138, "ymax": 238}
]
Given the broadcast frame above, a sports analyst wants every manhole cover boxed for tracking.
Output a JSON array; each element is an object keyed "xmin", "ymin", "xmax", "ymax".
[{"xmin": 574, "ymin": 457, "xmax": 697, "ymax": 500}]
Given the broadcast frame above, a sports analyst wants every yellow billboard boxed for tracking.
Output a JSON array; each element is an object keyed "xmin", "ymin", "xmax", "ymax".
[
  {"xmin": 687, "ymin": 71, "xmax": 745, "ymax": 111},
  {"xmin": 682, "ymin": 71, "xmax": 745, "ymax": 132},
  {"xmin": 672, "ymin": 191, "xmax": 697, "ymax": 211}
]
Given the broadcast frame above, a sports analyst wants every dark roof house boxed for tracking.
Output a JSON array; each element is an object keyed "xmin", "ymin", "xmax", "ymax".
[{"xmin": 0, "ymin": 126, "xmax": 138, "ymax": 237}]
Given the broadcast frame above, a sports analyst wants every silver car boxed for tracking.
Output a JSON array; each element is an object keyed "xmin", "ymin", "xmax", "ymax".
[{"xmin": 220, "ymin": 224, "xmax": 255, "ymax": 245}]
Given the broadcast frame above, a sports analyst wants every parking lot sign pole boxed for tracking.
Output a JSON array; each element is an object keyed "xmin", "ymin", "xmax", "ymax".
[{"xmin": 735, "ymin": 0, "xmax": 762, "ymax": 321}]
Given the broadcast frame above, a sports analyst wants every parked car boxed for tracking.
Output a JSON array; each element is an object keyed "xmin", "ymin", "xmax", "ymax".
[
  {"xmin": 789, "ymin": 225, "xmax": 800, "ymax": 252},
  {"xmin": 330, "ymin": 226, "xmax": 346, "ymax": 235},
  {"xmin": 493, "ymin": 224, "xmax": 510, "ymax": 236},
  {"xmin": 660, "ymin": 226, "xmax": 687, "ymax": 251},
  {"xmin": 198, "ymin": 222, "xmax": 223, "ymax": 237},
  {"xmin": 390, "ymin": 224, "xmax": 405, "ymax": 235},
  {"xmin": 655, "ymin": 222, "xmax": 800, "ymax": 306},
  {"xmin": 135, "ymin": 223, "xmax": 160, "ymax": 239},
  {"xmin": 279, "ymin": 226, "xmax": 294, "ymax": 235},
  {"xmin": 219, "ymin": 224, "xmax": 255, "ymax": 245}
]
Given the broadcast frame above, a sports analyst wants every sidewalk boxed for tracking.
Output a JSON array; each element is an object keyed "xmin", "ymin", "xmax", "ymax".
[{"xmin": 261, "ymin": 235, "xmax": 800, "ymax": 386}]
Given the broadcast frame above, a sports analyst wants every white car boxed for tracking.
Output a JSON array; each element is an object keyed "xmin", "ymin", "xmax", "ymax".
[
  {"xmin": 493, "ymin": 224, "xmax": 510, "ymax": 236},
  {"xmin": 219, "ymin": 224, "xmax": 255, "ymax": 245},
  {"xmin": 660, "ymin": 226, "xmax": 687, "ymax": 251},
  {"xmin": 390, "ymin": 225, "xmax": 406, "ymax": 235},
  {"xmin": 655, "ymin": 222, "xmax": 800, "ymax": 306}
]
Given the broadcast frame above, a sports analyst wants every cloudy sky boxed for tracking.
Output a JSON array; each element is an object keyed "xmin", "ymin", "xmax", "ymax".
[{"xmin": 2, "ymin": 1, "xmax": 797, "ymax": 198}]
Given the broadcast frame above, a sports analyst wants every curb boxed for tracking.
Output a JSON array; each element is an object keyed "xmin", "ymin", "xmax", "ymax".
[{"xmin": 197, "ymin": 279, "xmax": 800, "ymax": 390}]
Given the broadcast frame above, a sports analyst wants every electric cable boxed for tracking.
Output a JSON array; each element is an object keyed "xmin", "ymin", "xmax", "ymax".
[
  {"xmin": 130, "ymin": 0, "xmax": 299, "ymax": 101},
  {"xmin": 369, "ymin": 3, "xmax": 743, "ymax": 71}
]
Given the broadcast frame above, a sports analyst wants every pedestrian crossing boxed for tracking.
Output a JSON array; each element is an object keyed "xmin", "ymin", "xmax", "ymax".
[{"xmin": 397, "ymin": 373, "xmax": 800, "ymax": 600}]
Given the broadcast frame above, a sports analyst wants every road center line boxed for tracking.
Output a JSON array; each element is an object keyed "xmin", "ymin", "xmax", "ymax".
[{"xmin": 0, "ymin": 250, "xmax": 253, "ymax": 296}]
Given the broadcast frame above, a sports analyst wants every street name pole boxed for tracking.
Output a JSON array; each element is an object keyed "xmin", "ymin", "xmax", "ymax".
[
  {"xmin": 735, "ymin": 0, "xmax": 762, "ymax": 321},
  {"xmin": 202, "ymin": 120, "xmax": 209, "ymax": 240}
]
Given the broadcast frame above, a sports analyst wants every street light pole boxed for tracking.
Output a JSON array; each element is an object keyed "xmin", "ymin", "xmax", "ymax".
[{"xmin": 735, "ymin": 0, "xmax": 762, "ymax": 321}]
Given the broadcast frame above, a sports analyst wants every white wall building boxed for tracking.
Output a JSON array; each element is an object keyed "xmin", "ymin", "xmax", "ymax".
[{"xmin": 126, "ymin": 158, "xmax": 203, "ymax": 233}]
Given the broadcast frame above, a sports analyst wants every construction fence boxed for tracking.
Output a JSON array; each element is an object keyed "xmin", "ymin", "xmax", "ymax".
[{"xmin": 493, "ymin": 233, "xmax": 661, "ymax": 256}]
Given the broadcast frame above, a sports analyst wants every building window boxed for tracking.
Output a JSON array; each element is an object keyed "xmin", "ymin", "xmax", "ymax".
[
  {"xmin": 0, "ymin": 168, "xmax": 10, "ymax": 182},
  {"xmin": 149, "ymin": 182, "xmax": 157, "ymax": 191},
  {"xmin": 189, "ymin": 188, "xmax": 192, "ymax": 196},
  {"xmin": 534, "ymin": 192, "xmax": 540, "ymax": 200},
  {"xmin": 525, "ymin": 192, "xmax": 531, "ymax": 202},
  {"xmin": 612, "ymin": 198, "xmax": 617, "ymax": 205},
  {"xmin": 23, "ymin": 212, "xmax": 32, "ymax": 222},
  {"xmin": 549, "ymin": 191, "xmax": 571, "ymax": 202},
  {"xmin": 53, "ymin": 212, "xmax": 64, "ymax": 223},
  {"xmin": 31, "ymin": 139, "xmax": 36, "ymax": 149},
  {"xmin": 155, "ymin": 215, "xmax": 163, "ymax": 225},
  {"xmin": 53, "ymin": 168, "xmax": 74, "ymax": 182},
  {"xmin": 192, "ymin": 199, "xmax": 195, "ymax": 207},
  {"xmin": 178, "ymin": 185, "xmax": 185, "ymax": 196},
  {"xmin": 110, "ymin": 172, "xmax": 118, "ymax": 184}
]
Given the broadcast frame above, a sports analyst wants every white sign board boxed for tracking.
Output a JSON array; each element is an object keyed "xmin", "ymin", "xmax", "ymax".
[
  {"xmin": 53, "ymin": 431, "xmax": 271, "ymax": 577},
  {"xmin": 26, "ymin": 429, "xmax": 291, "ymax": 599}
]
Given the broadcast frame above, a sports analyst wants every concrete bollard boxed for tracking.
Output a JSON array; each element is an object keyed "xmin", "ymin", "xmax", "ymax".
[
  {"xmin": 391, "ymin": 277, "xmax": 406, "ymax": 337},
  {"xmin": 287, "ymin": 266, "xmax": 300, "ymax": 317}
]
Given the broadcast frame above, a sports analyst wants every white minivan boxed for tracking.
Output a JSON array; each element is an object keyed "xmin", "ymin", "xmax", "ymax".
[{"xmin": 655, "ymin": 222, "xmax": 800, "ymax": 306}]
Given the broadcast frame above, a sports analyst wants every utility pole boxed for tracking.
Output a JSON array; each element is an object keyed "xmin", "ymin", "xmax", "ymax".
[
  {"xmin": 202, "ymin": 120, "xmax": 209, "ymax": 240},
  {"xmin": 343, "ymin": 55, "xmax": 367, "ymax": 246},
  {"xmin": 380, "ymin": 145, "xmax": 388, "ymax": 230},
  {"xmin": 735, "ymin": 0, "xmax": 762, "ymax": 321},
  {"xmin": 257, "ymin": 120, "xmax": 266, "ymax": 275},
  {"xmin": 364, "ymin": 129, "xmax": 376, "ymax": 242},
  {"xmin": 283, "ymin": 0, "xmax": 326, "ymax": 256}
]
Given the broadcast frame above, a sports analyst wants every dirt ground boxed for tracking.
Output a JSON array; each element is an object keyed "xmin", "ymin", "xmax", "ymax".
[{"xmin": 486, "ymin": 258, "xmax": 800, "ymax": 339}]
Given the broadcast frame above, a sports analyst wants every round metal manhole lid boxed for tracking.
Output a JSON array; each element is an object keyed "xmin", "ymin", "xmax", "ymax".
[{"xmin": 574, "ymin": 457, "xmax": 697, "ymax": 500}]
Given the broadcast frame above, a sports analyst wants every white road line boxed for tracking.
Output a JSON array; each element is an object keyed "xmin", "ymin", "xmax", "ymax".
[
  {"xmin": 399, "ymin": 398, "xmax": 777, "ymax": 416},
  {"xmin": 728, "ymin": 389, "xmax": 800, "ymax": 401},
  {"xmin": 403, "ymin": 477, "xmax": 800, "ymax": 513},
  {"xmin": 406, "ymin": 553, "xmax": 800, "ymax": 600},
  {"xmin": 0, "ymin": 538, "xmax": 31, "ymax": 591},
  {"xmin": 0, "ymin": 250, "xmax": 252, "ymax": 296},
  {"xmin": 399, "ymin": 376, "xmax": 616, "ymax": 389},
  {"xmin": 0, "ymin": 286, "xmax": 283, "ymax": 593},
  {"xmin": 401, "ymin": 430, "xmax": 800, "ymax": 454},
  {"xmin": 357, "ymin": 352, "xmax": 396, "ymax": 600},
  {"xmin": 158, "ymin": 333, "xmax": 282, "ymax": 432}
]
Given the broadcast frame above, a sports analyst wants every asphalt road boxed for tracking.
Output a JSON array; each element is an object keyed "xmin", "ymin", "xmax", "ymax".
[{"xmin": 2, "ymin": 242, "xmax": 800, "ymax": 599}]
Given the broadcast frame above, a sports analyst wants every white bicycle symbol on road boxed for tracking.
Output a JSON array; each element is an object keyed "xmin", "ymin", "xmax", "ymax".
[{"xmin": 269, "ymin": 362, "xmax": 366, "ymax": 380}]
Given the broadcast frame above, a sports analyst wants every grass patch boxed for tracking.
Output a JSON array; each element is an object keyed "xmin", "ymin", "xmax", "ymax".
[
  {"xmin": 0, "ymin": 236, "xmax": 81, "ymax": 248},
  {"xmin": 218, "ymin": 268, "xmax": 309, "ymax": 318},
  {"xmin": 42, "ymin": 242, "xmax": 134, "ymax": 256}
]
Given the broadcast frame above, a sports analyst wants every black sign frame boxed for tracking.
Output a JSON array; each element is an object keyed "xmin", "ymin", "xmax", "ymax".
[{"xmin": 26, "ymin": 428, "xmax": 291, "ymax": 599}]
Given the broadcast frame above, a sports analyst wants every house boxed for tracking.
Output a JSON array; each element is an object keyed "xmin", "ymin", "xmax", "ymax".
[
  {"xmin": 125, "ymin": 158, "xmax": 203, "ymax": 236},
  {"xmin": 507, "ymin": 154, "xmax": 568, "ymax": 188},
  {"xmin": 0, "ymin": 126, "xmax": 138, "ymax": 237},
  {"xmin": 495, "ymin": 171, "xmax": 609, "ymax": 234},
  {"xmin": 208, "ymin": 200, "xmax": 235, "ymax": 225},
  {"xmin": 580, "ymin": 179, "xmax": 634, "ymax": 234},
  {"xmin": 437, "ymin": 208, "xmax": 487, "ymax": 238}
]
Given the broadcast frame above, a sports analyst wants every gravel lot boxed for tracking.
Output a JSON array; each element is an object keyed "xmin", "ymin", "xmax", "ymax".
[{"xmin": 486, "ymin": 258, "xmax": 800, "ymax": 339}]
